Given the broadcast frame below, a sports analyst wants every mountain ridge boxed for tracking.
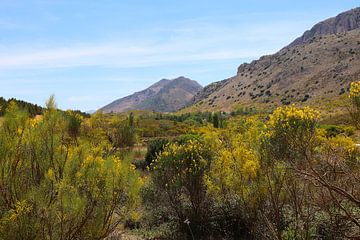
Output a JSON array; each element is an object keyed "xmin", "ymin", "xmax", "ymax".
[
  {"xmin": 100, "ymin": 77, "xmax": 202, "ymax": 113},
  {"xmin": 288, "ymin": 7, "xmax": 360, "ymax": 48},
  {"xmin": 188, "ymin": 7, "xmax": 360, "ymax": 112}
]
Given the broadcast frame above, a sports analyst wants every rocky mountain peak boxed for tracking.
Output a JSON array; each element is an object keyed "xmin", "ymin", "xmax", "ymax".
[{"xmin": 288, "ymin": 7, "xmax": 360, "ymax": 47}]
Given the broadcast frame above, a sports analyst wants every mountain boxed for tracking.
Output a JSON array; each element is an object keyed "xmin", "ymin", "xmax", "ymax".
[
  {"xmin": 189, "ymin": 7, "xmax": 360, "ymax": 112},
  {"xmin": 100, "ymin": 77, "xmax": 203, "ymax": 113}
]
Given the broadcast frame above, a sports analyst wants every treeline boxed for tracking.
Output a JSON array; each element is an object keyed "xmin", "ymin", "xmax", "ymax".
[
  {"xmin": 0, "ymin": 96, "xmax": 90, "ymax": 118},
  {"xmin": 0, "ymin": 97, "xmax": 42, "ymax": 117},
  {"xmin": 154, "ymin": 111, "xmax": 226, "ymax": 128}
]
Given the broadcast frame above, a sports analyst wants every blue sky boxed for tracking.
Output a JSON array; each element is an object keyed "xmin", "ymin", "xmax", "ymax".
[{"xmin": 0, "ymin": 0, "xmax": 359, "ymax": 111}]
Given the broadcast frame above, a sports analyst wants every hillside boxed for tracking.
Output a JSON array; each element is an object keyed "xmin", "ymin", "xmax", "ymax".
[
  {"xmin": 189, "ymin": 7, "xmax": 360, "ymax": 112},
  {"xmin": 100, "ymin": 76, "xmax": 202, "ymax": 113}
]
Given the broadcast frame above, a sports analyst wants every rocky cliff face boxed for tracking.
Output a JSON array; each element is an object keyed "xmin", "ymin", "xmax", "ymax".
[
  {"xmin": 288, "ymin": 7, "xmax": 360, "ymax": 47},
  {"xmin": 188, "ymin": 7, "xmax": 360, "ymax": 112},
  {"xmin": 100, "ymin": 77, "xmax": 202, "ymax": 113}
]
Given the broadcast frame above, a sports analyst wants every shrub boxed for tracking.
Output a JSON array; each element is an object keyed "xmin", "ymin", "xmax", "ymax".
[
  {"xmin": 145, "ymin": 137, "xmax": 213, "ymax": 238},
  {"xmin": 265, "ymin": 104, "xmax": 320, "ymax": 163},
  {"xmin": 0, "ymin": 99, "xmax": 143, "ymax": 239}
]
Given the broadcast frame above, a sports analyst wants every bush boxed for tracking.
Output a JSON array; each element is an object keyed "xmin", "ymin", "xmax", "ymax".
[
  {"xmin": 145, "ymin": 136, "xmax": 213, "ymax": 239},
  {"xmin": 264, "ymin": 104, "xmax": 320, "ymax": 163},
  {"xmin": 0, "ymin": 99, "xmax": 143, "ymax": 239},
  {"xmin": 321, "ymin": 124, "xmax": 355, "ymax": 137},
  {"xmin": 109, "ymin": 116, "xmax": 137, "ymax": 148}
]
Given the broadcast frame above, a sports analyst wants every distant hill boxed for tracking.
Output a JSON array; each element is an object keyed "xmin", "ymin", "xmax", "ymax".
[
  {"xmin": 100, "ymin": 77, "xmax": 203, "ymax": 113},
  {"xmin": 189, "ymin": 7, "xmax": 360, "ymax": 112}
]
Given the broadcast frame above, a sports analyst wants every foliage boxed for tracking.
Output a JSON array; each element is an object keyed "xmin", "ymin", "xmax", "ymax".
[
  {"xmin": 66, "ymin": 110, "xmax": 83, "ymax": 140},
  {"xmin": 212, "ymin": 112, "xmax": 220, "ymax": 128},
  {"xmin": 261, "ymin": 104, "xmax": 360, "ymax": 239},
  {"xmin": 1, "ymin": 91, "xmax": 360, "ymax": 239},
  {"xmin": 109, "ymin": 114, "xmax": 137, "ymax": 148},
  {"xmin": 144, "ymin": 136, "xmax": 213, "ymax": 239},
  {"xmin": 0, "ymin": 96, "xmax": 43, "ymax": 117},
  {"xmin": 0, "ymin": 99, "xmax": 143, "ymax": 240},
  {"xmin": 205, "ymin": 119, "xmax": 261, "ymax": 198},
  {"xmin": 349, "ymin": 80, "xmax": 360, "ymax": 128},
  {"xmin": 320, "ymin": 124, "xmax": 355, "ymax": 137},
  {"xmin": 0, "ymin": 96, "xmax": 90, "ymax": 118},
  {"xmin": 144, "ymin": 138, "xmax": 169, "ymax": 168},
  {"xmin": 265, "ymin": 104, "xmax": 320, "ymax": 163},
  {"xmin": 204, "ymin": 118, "xmax": 267, "ymax": 239}
]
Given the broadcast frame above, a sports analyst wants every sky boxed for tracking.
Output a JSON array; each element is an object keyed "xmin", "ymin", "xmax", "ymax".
[{"xmin": 0, "ymin": 0, "xmax": 359, "ymax": 111}]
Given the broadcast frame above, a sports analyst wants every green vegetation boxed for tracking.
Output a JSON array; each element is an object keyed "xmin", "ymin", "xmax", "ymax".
[
  {"xmin": 0, "ymin": 82, "xmax": 360, "ymax": 239},
  {"xmin": 0, "ymin": 96, "xmax": 90, "ymax": 118},
  {"xmin": 0, "ymin": 97, "xmax": 43, "ymax": 117},
  {"xmin": 0, "ymin": 99, "xmax": 142, "ymax": 239}
]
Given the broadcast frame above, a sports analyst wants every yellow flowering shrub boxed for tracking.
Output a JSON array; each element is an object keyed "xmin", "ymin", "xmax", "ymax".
[
  {"xmin": 264, "ymin": 105, "xmax": 320, "ymax": 163},
  {"xmin": 0, "ymin": 99, "xmax": 143, "ymax": 239},
  {"xmin": 147, "ymin": 135, "xmax": 213, "ymax": 235},
  {"xmin": 349, "ymin": 81, "xmax": 360, "ymax": 98},
  {"xmin": 206, "ymin": 135, "xmax": 260, "ymax": 198},
  {"xmin": 151, "ymin": 137, "xmax": 211, "ymax": 188},
  {"xmin": 268, "ymin": 104, "xmax": 320, "ymax": 128},
  {"xmin": 204, "ymin": 117, "xmax": 265, "ymax": 207}
]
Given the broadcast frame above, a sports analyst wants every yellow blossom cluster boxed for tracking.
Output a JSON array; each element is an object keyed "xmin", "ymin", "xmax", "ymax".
[
  {"xmin": 268, "ymin": 104, "xmax": 320, "ymax": 127},
  {"xmin": 151, "ymin": 138, "xmax": 211, "ymax": 190},
  {"xmin": 29, "ymin": 115, "xmax": 43, "ymax": 127},
  {"xmin": 2, "ymin": 200, "xmax": 32, "ymax": 222},
  {"xmin": 206, "ymin": 133, "xmax": 260, "ymax": 198},
  {"xmin": 349, "ymin": 81, "xmax": 360, "ymax": 98}
]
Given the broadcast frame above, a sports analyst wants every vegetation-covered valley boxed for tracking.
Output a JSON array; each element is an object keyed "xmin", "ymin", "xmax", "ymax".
[{"xmin": 0, "ymin": 82, "xmax": 359, "ymax": 239}]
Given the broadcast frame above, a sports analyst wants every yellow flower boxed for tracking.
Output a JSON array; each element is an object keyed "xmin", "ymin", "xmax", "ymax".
[
  {"xmin": 349, "ymin": 80, "xmax": 360, "ymax": 98},
  {"xmin": 268, "ymin": 104, "xmax": 320, "ymax": 127}
]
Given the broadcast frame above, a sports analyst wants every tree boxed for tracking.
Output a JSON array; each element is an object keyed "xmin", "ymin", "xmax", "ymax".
[
  {"xmin": 66, "ymin": 110, "xmax": 83, "ymax": 141},
  {"xmin": 144, "ymin": 138, "xmax": 169, "ymax": 168},
  {"xmin": 348, "ymin": 80, "xmax": 360, "ymax": 128},
  {"xmin": 212, "ymin": 112, "xmax": 219, "ymax": 128}
]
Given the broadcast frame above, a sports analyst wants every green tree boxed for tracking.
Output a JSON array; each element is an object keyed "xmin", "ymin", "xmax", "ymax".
[
  {"xmin": 144, "ymin": 138, "xmax": 169, "ymax": 168},
  {"xmin": 66, "ymin": 110, "xmax": 83, "ymax": 141},
  {"xmin": 348, "ymin": 80, "xmax": 360, "ymax": 128},
  {"xmin": 212, "ymin": 113, "xmax": 219, "ymax": 128}
]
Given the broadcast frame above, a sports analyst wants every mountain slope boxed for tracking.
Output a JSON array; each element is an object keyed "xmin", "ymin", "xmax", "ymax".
[
  {"xmin": 189, "ymin": 7, "xmax": 360, "ymax": 112},
  {"xmin": 101, "ymin": 77, "xmax": 202, "ymax": 113}
]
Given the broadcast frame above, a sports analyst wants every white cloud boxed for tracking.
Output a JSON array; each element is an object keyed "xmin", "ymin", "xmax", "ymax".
[
  {"xmin": 0, "ymin": 40, "xmax": 270, "ymax": 70},
  {"xmin": 0, "ymin": 16, "xmax": 311, "ymax": 70}
]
